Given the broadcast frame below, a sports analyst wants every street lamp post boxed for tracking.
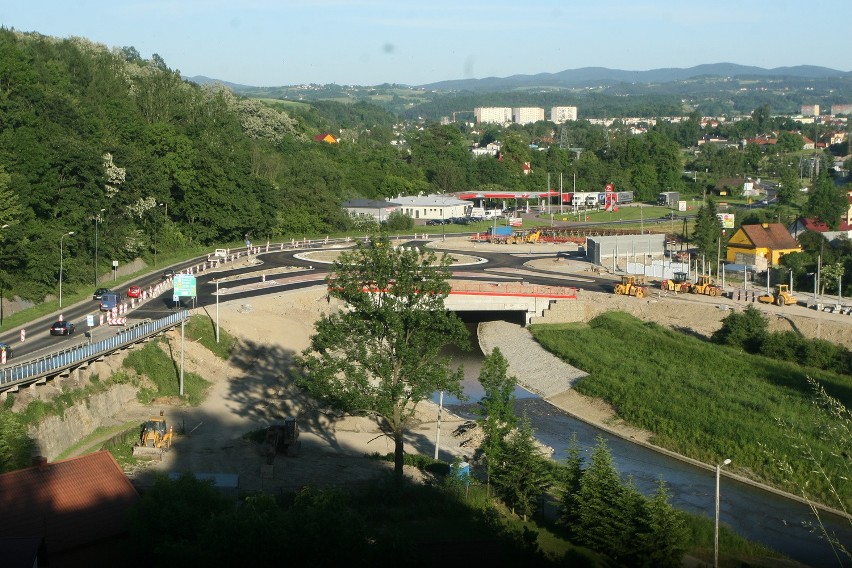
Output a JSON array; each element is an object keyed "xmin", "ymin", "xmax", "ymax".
[
  {"xmin": 715, "ymin": 458, "xmax": 732, "ymax": 568},
  {"xmin": 59, "ymin": 231, "xmax": 75, "ymax": 308},
  {"xmin": 0, "ymin": 224, "xmax": 8, "ymax": 326},
  {"xmin": 94, "ymin": 208, "xmax": 105, "ymax": 286}
]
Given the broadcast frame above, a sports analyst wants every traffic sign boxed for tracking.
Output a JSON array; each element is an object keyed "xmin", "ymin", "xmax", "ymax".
[{"xmin": 173, "ymin": 274, "xmax": 197, "ymax": 298}]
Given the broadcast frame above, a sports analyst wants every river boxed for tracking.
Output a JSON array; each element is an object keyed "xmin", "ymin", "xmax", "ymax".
[{"xmin": 436, "ymin": 331, "xmax": 851, "ymax": 568}]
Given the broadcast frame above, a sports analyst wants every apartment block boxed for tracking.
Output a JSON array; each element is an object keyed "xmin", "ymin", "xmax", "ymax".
[
  {"xmin": 550, "ymin": 106, "xmax": 578, "ymax": 123},
  {"xmin": 831, "ymin": 103, "xmax": 852, "ymax": 116},
  {"xmin": 512, "ymin": 107, "xmax": 545, "ymax": 125},
  {"xmin": 474, "ymin": 107, "xmax": 512, "ymax": 124},
  {"xmin": 801, "ymin": 104, "xmax": 820, "ymax": 117}
]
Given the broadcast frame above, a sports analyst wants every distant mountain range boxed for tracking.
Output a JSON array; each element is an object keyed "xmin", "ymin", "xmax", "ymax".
[
  {"xmin": 419, "ymin": 63, "xmax": 851, "ymax": 92},
  {"xmin": 188, "ymin": 63, "xmax": 851, "ymax": 92}
]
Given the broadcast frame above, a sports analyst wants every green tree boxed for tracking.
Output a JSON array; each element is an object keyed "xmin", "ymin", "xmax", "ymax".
[
  {"xmin": 0, "ymin": 409, "xmax": 34, "ymax": 473},
  {"xmin": 491, "ymin": 412, "xmax": 551, "ymax": 521},
  {"xmin": 776, "ymin": 131, "xmax": 805, "ymax": 153},
  {"xmin": 383, "ymin": 210, "xmax": 413, "ymax": 231},
  {"xmin": 573, "ymin": 437, "xmax": 631, "ymax": 559},
  {"xmin": 559, "ymin": 433, "xmax": 584, "ymax": 534},
  {"xmin": 476, "ymin": 348, "xmax": 518, "ymax": 490},
  {"xmin": 641, "ymin": 479, "xmax": 690, "ymax": 568},
  {"xmin": 710, "ymin": 304, "xmax": 769, "ymax": 351},
  {"xmin": 297, "ymin": 237, "xmax": 469, "ymax": 476},
  {"xmin": 777, "ymin": 166, "xmax": 801, "ymax": 205},
  {"xmin": 803, "ymin": 171, "xmax": 848, "ymax": 230},
  {"xmin": 692, "ymin": 199, "xmax": 723, "ymax": 265},
  {"xmin": 0, "ymin": 166, "xmax": 21, "ymax": 230}
]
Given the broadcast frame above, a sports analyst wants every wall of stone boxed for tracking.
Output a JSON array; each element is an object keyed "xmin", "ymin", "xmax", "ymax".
[{"xmin": 28, "ymin": 383, "xmax": 138, "ymax": 461}]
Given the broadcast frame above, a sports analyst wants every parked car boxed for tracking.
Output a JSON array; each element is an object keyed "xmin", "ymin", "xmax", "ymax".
[
  {"xmin": 127, "ymin": 285, "xmax": 142, "ymax": 298},
  {"xmin": 50, "ymin": 321, "xmax": 76, "ymax": 336},
  {"xmin": 0, "ymin": 342, "xmax": 12, "ymax": 360},
  {"xmin": 425, "ymin": 219, "xmax": 446, "ymax": 226},
  {"xmin": 162, "ymin": 269, "xmax": 176, "ymax": 279},
  {"xmin": 93, "ymin": 287, "xmax": 111, "ymax": 300}
]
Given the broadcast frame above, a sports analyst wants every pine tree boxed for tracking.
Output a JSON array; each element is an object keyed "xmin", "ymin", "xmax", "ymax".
[
  {"xmin": 692, "ymin": 198, "xmax": 723, "ymax": 266},
  {"xmin": 559, "ymin": 433, "xmax": 584, "ymax": 534},
  {"xmin": 641, "ymin": 479, "xmax": 690, "ymax": 568},
  {"xmin": 492, "ymin": 412, "xmax": 551, "ymax": 521},
  {"xmin": 573, "ymin": 437, "xmax": 629, "ymax": 558},
  {"xmin": 476, "ymin": 347, "xmax": 518, "ymax": 491}
]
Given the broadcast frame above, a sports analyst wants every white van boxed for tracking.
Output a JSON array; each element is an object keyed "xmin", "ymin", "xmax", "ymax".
[{"xmin": 213, "ymin": 248, "xmax": 229, "ymax": 258}]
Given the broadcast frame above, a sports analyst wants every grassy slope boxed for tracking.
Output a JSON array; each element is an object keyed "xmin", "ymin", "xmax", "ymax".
[{"xmin": 529, "ymin": 312, "xmax": 851, "ymax": 508}]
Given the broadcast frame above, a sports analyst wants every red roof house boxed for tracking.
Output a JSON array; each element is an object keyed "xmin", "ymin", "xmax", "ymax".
[{"xmin": 0, "ymin": 451, "xmax": 139, "ymax": 566}]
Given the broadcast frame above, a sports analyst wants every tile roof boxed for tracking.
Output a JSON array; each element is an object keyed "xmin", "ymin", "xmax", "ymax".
[
  {"xmin": 0, "ymin": 451, "xmax": 138, "ymax": 554},
  {"xmin": 798, "ymin": 217, "xmax": 852, "ymax": 232},
  {"xmin": 739, "ymin": 223, "xmax": 801, "ymax": 249}
]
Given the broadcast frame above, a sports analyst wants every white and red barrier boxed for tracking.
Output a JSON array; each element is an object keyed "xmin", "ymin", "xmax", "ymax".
[
  {"xmin": 107, "ymin": 317, "xmax": 127, "ymax": 326},
  {"xmin": 20, "ymin": 329, "xmax": 25, "ymax": 342}
]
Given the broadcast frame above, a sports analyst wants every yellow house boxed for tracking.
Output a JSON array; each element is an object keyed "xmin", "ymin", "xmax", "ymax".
[
  {"xmin": 726, "ymin": 222, "xmax": 801, "ymax": 270},
  {"xmin": 313, "ymin": 133, "xmax": 338, "ymax": 144}
]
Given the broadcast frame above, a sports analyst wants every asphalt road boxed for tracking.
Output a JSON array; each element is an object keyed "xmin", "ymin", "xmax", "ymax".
[{"xmin": 0, "ymin": 238, "xmax": 616, "ymax": 364}]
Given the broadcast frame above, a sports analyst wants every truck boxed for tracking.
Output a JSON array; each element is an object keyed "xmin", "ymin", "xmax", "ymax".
[
  {"xmin": 616, "ymin": 191, "xmax": 634, "ymax": 204},
  {"xmin": 658, "ymin": 191, "xmax": 680, "ymax": 206},
  {"xmin": 99, "ymin": 292, "xmax": 121, "ymax": 312}
]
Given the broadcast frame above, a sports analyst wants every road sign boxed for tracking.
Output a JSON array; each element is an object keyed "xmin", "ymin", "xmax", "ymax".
[{"xmin": 173, "ymin": 274, "xmax": 197, "ymax": 299}]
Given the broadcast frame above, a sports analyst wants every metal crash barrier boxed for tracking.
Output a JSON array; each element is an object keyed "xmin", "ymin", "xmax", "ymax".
[{"xmin": 0, "ymin": 310, "xmax": 189, "ymax": 393}]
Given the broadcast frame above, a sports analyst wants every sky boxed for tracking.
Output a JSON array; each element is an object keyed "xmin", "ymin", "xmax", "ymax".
[{"xmin": 2, "ymin": 0, "xmax": 851, "ymax": 87}]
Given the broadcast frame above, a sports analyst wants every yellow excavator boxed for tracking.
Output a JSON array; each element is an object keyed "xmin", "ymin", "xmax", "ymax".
[
  {"xmin": 758, "ymin": 284, "xmax": 797, "ymax": 306},
  {"xmin": 132, "ymin": 411, "xmax": 174, "ymax": 459}
]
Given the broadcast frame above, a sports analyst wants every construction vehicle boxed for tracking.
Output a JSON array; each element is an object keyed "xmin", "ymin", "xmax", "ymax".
[
  {"xmin": 264, "ymin": 417, "xmax": 300, "ymax": 463},
  {"xmin": 660, "ymin": 272, "xmax": 692, "ymax": 293},
  {"xmin": 613, "ymin": 275, "xmax": 650, "ymax": 298},
  {"xmin": 690, "ymin": 276, "xmax": 722, "ymax": 297},
  {"xmin": 758, "ymin": 284, "xmax": 797, "ymax": 306},
  {"xmin": 132, "ymin": 411, "xmax": 174, "ymax": 459}
]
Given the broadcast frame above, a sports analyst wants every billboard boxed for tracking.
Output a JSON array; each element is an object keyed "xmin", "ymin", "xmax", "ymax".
[{"xmin": 717, "ymin": 213, "xmax": 735, "ymax": 229}]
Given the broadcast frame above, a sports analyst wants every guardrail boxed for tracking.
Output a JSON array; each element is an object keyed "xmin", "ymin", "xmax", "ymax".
[{"xmin": 0, "ymin": 310, "xmax": 189, "ymax": 393}]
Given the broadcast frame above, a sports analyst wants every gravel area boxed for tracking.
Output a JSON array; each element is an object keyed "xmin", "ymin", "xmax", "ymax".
[{"xmin": 477, "ymin": 320, "xmax": 587, "ymax": 397}]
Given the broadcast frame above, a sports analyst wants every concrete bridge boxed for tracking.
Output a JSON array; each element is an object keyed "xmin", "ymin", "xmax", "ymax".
[{"xmin": 446, "ymin": 280, "xmax": 579, "ymax": 325}]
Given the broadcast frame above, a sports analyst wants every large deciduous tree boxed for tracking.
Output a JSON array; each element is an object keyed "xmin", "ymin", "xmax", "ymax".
[
  {"xmin": 803, "ymin": 170, "xmax": 848, "ymax": 230},
  {"xmin": 297, "ymin": 237, "xmax": 469, "ymax": 476}
]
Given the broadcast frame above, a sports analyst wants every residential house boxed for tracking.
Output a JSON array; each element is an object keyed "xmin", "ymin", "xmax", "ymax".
[
  {"xmin": 726, "ymin": 222, "xmax": 802, "ymax": 271},
  {"xmin": 313, "ymin": 133, "xmax": 338, "ymax": 144},
  {"xmin": 789, "ymin": 217, "xmax": 852, "ymax": 242},
  {"xmin": 0, "ymin": 451, "xmax": 139, "ymax": 567}
]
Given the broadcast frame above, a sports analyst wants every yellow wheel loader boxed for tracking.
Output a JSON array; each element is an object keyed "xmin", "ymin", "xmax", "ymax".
[{"xmin": 132, "ymin": 411, "xmax": 174, "ymax": 459}]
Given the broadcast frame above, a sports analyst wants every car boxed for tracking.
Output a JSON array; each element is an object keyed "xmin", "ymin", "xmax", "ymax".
[
  {"xmin": 50, "ymin": 321, "xmax": 76, "ymax": 336},
  {"xmin": 93, "ymin": 287, "xmax": 111, "ymax": 300},
  {"xmin": 162, "ymin": 269, "xmax": 176, "ymax": 279},
  {"xmin": 0, "ymin": 342, "xmax": 12, "ymax": 360},
  {"xmin": 127, "ymin": 285, "xmax": 142, "ymax": 298}
]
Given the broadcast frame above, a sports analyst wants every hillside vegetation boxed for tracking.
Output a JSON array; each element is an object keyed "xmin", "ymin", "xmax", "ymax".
[{"xmin": 530, "ymin": 312, "xmax": 851, "ymax": 510}]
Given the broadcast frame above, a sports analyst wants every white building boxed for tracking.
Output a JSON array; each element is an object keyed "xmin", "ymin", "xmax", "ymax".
[
  {"xmin": 512, "ymin": 107, "xmax": 545, "ymax": 125},
  {"xmin": 550, "ymin": 106, "xmax": 578, "ymax": 123},
  {"xmin": 801, "ymin": 104, "xmax": 820, "ymax": 117},
  {"xmin": 474, "ymin": 107, "xmax": 512, "ymax": 124},
  {"xmin": 391, "ymin": 195, "xmax": 473, "ymax": 220},
  {"xmin": 341, "ymin": 198, "xmax": 401, "ymax": 223}
]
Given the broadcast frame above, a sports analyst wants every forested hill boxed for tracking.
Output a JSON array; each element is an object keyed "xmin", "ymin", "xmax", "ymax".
[{"xmin": 0, "ymin": 29, "xmax": 423, "ymax": 303}]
